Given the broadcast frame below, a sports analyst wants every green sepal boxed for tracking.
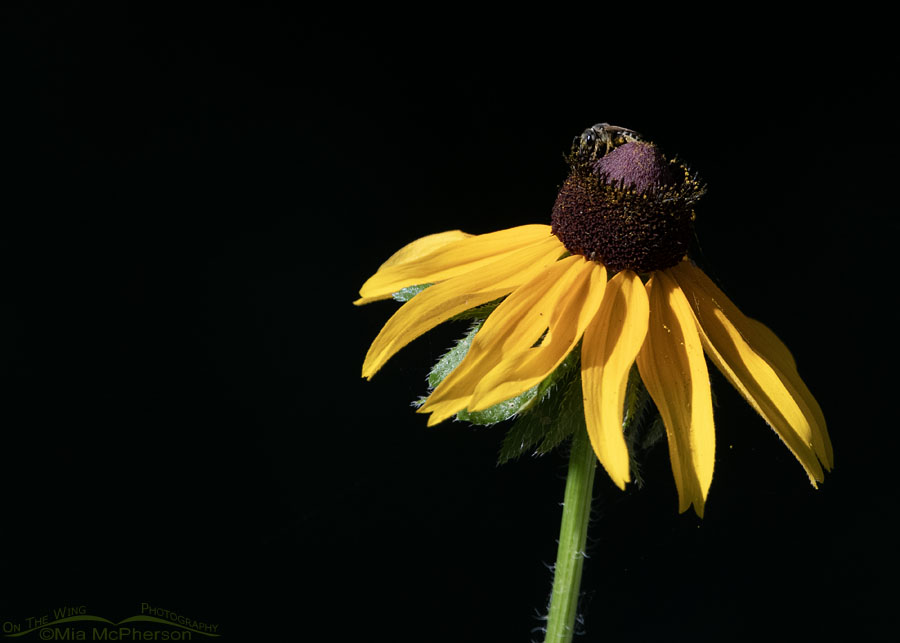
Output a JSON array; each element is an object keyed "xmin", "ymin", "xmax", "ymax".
[
  {"xmin": 392, "ymin": 284, "xmax": 432, "ymax": 302},
  {"xmin": 447, "ymin": 299, "xmax": 503, "ymax": 321},
  {"xmin": 426, "ymin": 321, "xmax": 482, "ymax": 389},
  {"xmin": 497, "ymin": 352, "xmax": 584, "ymax": 464},
  {"xmin": 621, "ymin": 366, "xmax": 655, "ymax": 487}
]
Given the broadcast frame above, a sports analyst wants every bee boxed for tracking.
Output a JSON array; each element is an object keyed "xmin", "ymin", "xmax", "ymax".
[{"xmin": 574, "ymin": 122, "xmax": 644, "ymax": 160}]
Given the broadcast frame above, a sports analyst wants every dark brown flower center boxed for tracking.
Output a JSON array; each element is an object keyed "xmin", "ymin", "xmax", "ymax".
[{"xmin": 550, "ymin": 139, "xmax": 705, "ymax": 273}]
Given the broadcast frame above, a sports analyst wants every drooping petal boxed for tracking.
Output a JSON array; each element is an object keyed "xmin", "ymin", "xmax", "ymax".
[
  {"xmin": 362, "ymin": 234, "xmax": 565, "ymax": 379},
  {"xmin": 744, "ymin": 317, "xmax": 796, "ymax": 372},
  {"xmin": 468, "ymin": 258, "xmax": 606, "ymax": 412},
  {"xmin": 742, "ymin": 317, "xmax": 833, "ymax": 470},
  {"xmin": 669, "ymin": 260, "xmax": 832, "ymax": 480},
  {"xmin": 636, "ymin": 271, "xmax": 715, "ymax": 517},
  {"xmin": 355, "ymin": 225, "xmax": 555, "ymax": 304},
  {"xmin": 581, "ymin": 270, "xmax": 649, "ymax": 490},
  {"xmin": 418, "ymin": 254, "xmax": 586, "ymax": 425}
]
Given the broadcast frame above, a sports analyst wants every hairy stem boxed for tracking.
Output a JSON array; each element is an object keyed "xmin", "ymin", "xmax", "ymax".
[{"xmin": 544, "ymin": 427, "xmax": 597, "ymax": 642}]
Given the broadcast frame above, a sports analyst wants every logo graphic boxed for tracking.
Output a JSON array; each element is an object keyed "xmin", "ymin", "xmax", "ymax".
[{"xmin": 1, "ymin": 604, "xmax": 220, "ymax": 640}]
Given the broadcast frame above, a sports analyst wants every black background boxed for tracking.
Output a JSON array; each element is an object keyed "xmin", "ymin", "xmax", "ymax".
[{"xmin": 1, "ymin": 5, "xmax": 896, "ymax": 642}]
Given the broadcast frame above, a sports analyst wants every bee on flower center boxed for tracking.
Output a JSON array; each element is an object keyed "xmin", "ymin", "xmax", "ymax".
[{"xmin": 574, "ymin": 123, "xmax": 644, "ymax": 162}]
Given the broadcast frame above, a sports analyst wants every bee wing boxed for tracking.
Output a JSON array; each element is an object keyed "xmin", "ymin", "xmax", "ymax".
[{"xmin": 604, "ymin": 124, "xmax": 642, "ymax": 139}]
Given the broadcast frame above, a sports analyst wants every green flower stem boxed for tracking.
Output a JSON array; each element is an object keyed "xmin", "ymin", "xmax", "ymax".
[{"xmin": 544, "ymin": 427, "xmax": 597, "ymax": 643}]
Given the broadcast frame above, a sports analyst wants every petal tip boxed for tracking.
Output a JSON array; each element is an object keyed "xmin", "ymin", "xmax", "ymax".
[{"xmin": 425, "ymin": 413, "xmax": 445, "ymax": 427}]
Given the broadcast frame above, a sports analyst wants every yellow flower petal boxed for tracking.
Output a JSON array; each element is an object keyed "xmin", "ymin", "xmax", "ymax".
[
  {"xmin": 377, "ymin": 230, "xmax": 473, "ymax": 270},
  {"xmin": 353, "ymin": 230, "xmax": 472, "ymax": 304},
  {"xmin": 636, "ymin": 271, "xmax": 715, "ymax": 517},
  {"xmin": 744, "ymin": 317, "xmax": 833, "ymax": 470},
  {"xmin": 669, "ymin": 260, "xmax": 832, "ymax": 480},
  {"xmin": 468, "ymin": 258, "xmax": 606, "ymax": 412},
  {"xmin": 361, "ymin": 234, "xmax": 565, "ymax": 379},
  {"xmin": 581, "ymin": 270, "xmax": 649, "ymax": 490},
  {"xmin": 355, "ymin": 224, "xmax": 554, "ymax": 304},
  {"xmin": 419, "ymin": 254, "xmax": 586, "ymax": 425},
  {"xmin": 744, "ymin": 317, "xmax": 796, "ymax": 372}
]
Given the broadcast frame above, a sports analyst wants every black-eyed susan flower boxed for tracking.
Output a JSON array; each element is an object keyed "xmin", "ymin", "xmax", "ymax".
[{"xmin": 356, "ymin": 124, "xmax": 832, "ymax": 518}]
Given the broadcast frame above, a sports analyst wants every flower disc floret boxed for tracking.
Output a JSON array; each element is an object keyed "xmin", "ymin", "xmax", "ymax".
[{"xmin": 551, "ymin": 141, "xmax": 705, "ymax": 273}]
